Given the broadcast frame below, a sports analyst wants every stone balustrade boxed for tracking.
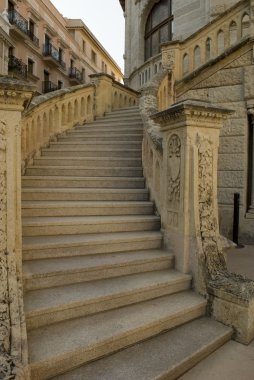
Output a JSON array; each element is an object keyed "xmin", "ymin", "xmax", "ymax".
[
  {"xmin": 161, "ymin": 0, "xmax": 250, "ymax": 82},
  {"xmin": 21, "ymin": 74, "xmax": 139, "ymax": 167}
]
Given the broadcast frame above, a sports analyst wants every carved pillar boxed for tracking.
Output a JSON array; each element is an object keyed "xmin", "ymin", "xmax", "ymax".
[
  {"xmin": 152, "ymin": 100, "xmax": 232, "ymax": 294},
  {"xmin": 0, "ymin": 78, "xmax": 34, "ymax": 379}
]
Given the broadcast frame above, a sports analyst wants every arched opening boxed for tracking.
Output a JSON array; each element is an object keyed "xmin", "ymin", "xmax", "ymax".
[
  {"xmin": 149, "ymin": 149, "xmax": 154, "ymax": 178},
  {"xmin": 183, "ymin": 53, "xmax": 189, "ymax": 76},
  {"xmin": 144, "ymin": 0, "xmax": 173, "ymax": 61},
  {"xmin": 37, "ymin": 116, "xmax": 42, "ymax": 146},
  {"xmin": 242, "ymin": 14, "xmax": 250, "ymax": 37},
  {"xmin": 61, "ymin": 104, "xmax": 66, "ymax": 125},
  {"xmin": 68, "ymin": 102, "xmax": 72, "ymax": 123},
  {"xmin": 155, "ymin": 160, "xmax": 161, "ymax": 193},
  {"xmin": 54, "ymin": 106, "xmax": 59, "ymax": 130},
  {"xmin": 217, "ymin": 30, "xmax": 225, "ymax": 54},
  {"xmin": 49, "ymin": 109, "xmax": 54, "ymax": 135},
  {"xmin": 81, "ymin": 97, "xmax": 85, "ymax": 117},
  {"xmin": 206, "ymin": 38, "xmax": 212, "ymax": 61},
  {"xmin": 194, "ymin": 45, "xmax": 201, "ymax": 68},
  {"xmin": 87, "ymin": 95, "xmax": 92, "ymax": 115},
  {"xmin": 43, "ymin": 113, "xmax": 47, "ymax": 138},
  {"xmin": 229, "ymin": 21, "xmax": 238, "ymax": 45},
  {"xmin": 74, "ymin": 99, "xmax": 79, "ymax": 121}
]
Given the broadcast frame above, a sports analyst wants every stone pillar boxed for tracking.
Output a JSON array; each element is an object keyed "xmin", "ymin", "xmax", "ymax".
[
  {"xmin": 0, "ymin": 78, "xmax": 34, "ymax": 379},
  {"xmin": 90, "ymin": 73, "xmax": 113, "ymax": 118},
  {"xmin": 152, "ymin": 100, "xmax": 232, "ymax": 294}
]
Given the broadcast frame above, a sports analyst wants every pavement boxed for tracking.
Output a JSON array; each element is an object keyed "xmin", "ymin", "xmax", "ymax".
[{"xmin": 180, "ymin": 245, "xmax": 254, "ymax": 380}]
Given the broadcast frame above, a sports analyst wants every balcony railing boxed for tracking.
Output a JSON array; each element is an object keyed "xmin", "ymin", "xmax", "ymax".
[
  {"xmin": 43, "ymin": 43, "xmax": 66, "ymax": 69},
  {"xmin": 27, "ymin": 30, "xmax": 39, "ymax": 47},
  {"xmin": 42, "ymin": 81, "xmax": 58, "ymax": 94},
  {"xmin": 8, "ymin": 9, "xmax": 28, "ymax": 35},
  {"xmin": 8, "ymin": 55, "xmax": 27, "ymax": 79},
  {"xmin": 69, "ymin": 67, "xmax": 83, "ymax": 81}
]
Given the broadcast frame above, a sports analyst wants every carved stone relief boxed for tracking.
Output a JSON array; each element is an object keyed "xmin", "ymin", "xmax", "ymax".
[{"xmin": 167, "ymin": 134, "xmax": 181, "ymax": 210}]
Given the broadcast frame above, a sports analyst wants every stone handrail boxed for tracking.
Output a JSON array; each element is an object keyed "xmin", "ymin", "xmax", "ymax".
[
  {"xmin": 127, "ymin": 53, "xmax": 163, "ymax": 89},
  {"xmin": 21, "ymin": 74, "xmax": 140, "ymax": 167}
]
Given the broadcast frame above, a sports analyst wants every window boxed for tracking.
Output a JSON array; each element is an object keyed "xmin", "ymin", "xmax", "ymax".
[
  {"xmin": 81, "ymin": 68, "xmax": 85, "ymax": 81},
  {"xmin": 58, "ymin": 80, "xmax": 63, "ymax": 89},
  {"xmin": 82, "ymin": 40, "xmax": 86, "ymax": 53},
  {"xmin": 59, "ymin": 48, "xmax": 63, "ymax": 62},
  {"xmin": 145, "ymin": 0, "xmax": 173, "ymax": 61},
  {"xmin": 104, "ymin": 64, "xmax": 107, "ymax": 73},
  {"xmin": 91, "ymin": 50, "xmax": 97, "ymax": 64},
  {"xmin": 111, "ymin": 71, "xmax": 116, "ymax": 79},
  {"xmin": 28, "ymin": 58, "xmax": 34, "ymax": 74}
]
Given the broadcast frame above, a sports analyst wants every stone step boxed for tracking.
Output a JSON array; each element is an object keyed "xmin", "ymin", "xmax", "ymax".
[
  {"xmin": 28, "ymin": 291, "xmax": 206, "ymax": 380},
  {"xmin": 58, "ymin": 134, "xmax": 143, "ymax": 142},
  {"xmin": 22, "ymin": 188, "xmax": 149, "ymax": 201},
  {"xmin": 32, "ymin": 157, "xmax": 142, "ymax": 168},
  {"xmin": 22, "ymin": 231, "xmax": 162, "ymax": 260},
  {"xmin": 25, "ymin": 166, "xmax": 143, "ymax": 177},
  {"xmin": 22, "ymin": 215, "xmax": 161, "ymax": 237},
  {"xmin": 75, "ymin": 123, "xmax": 143, "ymax": 130},
  {"xmin": 21, "ymin": 176, "xmax": 145, "ymax": 189},
  {"xmin": 25, "ymin": 269, "xmax": 190, "ymax": 330},
  {"xmin": 98, "ymin": 115, "xmax": 141, "ymax": 122},
  {"xmin": 51, "ymin": 318, "xmax": 232, "ymax": 380},
  {"xmin": 68, "ymin": 129, "xmax": 142, "ymax": 136},
  {"xmin": 41, "ymin": 148, "xmax": 142, "ymax": 158},
  {"xmin": 23, "ymin": 250, "xmax": 174, "ymax": 291},
  {"xmin": 49, "ymin": 141, "xmax": 142, "ymax": 149},
  {"xmin": 22, "ymin": 200, "xmax": 153, "ymax": 217}
]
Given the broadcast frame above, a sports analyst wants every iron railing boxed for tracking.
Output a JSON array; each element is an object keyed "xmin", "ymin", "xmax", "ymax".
[
  {"xmin": 8, "ymin": 55, "xmax": 27, "ymax": 79},
  {"xmin": 8, "ymin": 9, "xmax": 28, "ymax": 34},
  {"xmin": 42, "ymin": 81, "xmax": 58, "ymax": 94},
  {"xmin": 27, "ymin": 30, "xmax": 39, "ymax": 47},
  {"xmin": 43, "ymin": 43, "xmax": 66, "ymax": 69},
  {"xmin": 69, "ymin": 67, "xmax": 83, "ymax": 81}
]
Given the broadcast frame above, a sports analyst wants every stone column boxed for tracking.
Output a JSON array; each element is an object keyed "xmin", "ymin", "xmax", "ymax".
[
  {"xmin": 152, "ymin": 100, "xmax": 232, "ymax": 294},
  {"xmin": 0, "ymin": 78, "xmax": 34, "ymax": 380}
]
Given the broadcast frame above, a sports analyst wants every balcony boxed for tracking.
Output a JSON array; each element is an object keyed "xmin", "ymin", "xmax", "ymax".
[
  {"xmin": 8, "ymin": 9, "xmax": 28, "ymax": 36},
  {"xmin": 27, "ymin": 30, "xmax": 39, "ymax": 48},
  {"xmin": 69, "ymin": 67, "xmax": 83, "ymax": 84},
  {"xmin": 42, "ymin": 81, "xmax": 58, "ymax": 94},
  {"xmin": 43, "ymin": 44, "xmax": 66, "ymax": 69},
  {"xmin": 8, "ymin": 55, "xmax": 27, "ymax": 79}
]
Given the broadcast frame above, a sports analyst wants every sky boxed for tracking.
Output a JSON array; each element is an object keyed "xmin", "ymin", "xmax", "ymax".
[{"xmin": 50, "ymin": 0, "xmax": 125, "ymax": 72}]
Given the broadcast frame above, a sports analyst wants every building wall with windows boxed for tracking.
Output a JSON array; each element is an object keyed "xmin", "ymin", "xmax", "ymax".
[{"xmin": 1, "ymin": 0, "xmax": 123, "ymax": 94}]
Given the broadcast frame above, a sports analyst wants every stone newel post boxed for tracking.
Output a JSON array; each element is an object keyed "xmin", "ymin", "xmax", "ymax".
[
  {"xmin": 0, "ymin": 78, "xmax": 34, "ymax": 379},
  {"xmin": 152, "ymin": 100, "xmax": 232, "ymax": 294}
]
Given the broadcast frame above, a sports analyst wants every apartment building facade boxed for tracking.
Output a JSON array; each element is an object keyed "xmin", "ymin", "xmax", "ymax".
[{"xmin": 0, "ymin": 0, "xmax": 123, "ymax": 94}]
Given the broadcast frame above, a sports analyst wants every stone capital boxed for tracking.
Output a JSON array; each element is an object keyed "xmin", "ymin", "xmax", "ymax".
[{"xmin": 0, "ymin": 77, "xmax": 35, "ymax": 111}]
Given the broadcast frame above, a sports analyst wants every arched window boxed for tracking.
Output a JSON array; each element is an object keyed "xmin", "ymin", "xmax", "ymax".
[
  {"xmin": 206, "ymin": 38, "xmax": 212, "ymax": 61},
  {"xmin": 194, "ymin": 46, "xmax": 201, "ymax": 68},
  {"xmin": 229, "ymin": 21, "xmax": 237, "ymax": 45},
  {"xmin": 183, "ymin": 53, "xmax": 189, "ymax": 76},
  {"xmin": 145, "ymin": 0, "xmax": 173, "ymax": 61},
  {"xmin": 242, "ymin": 14, "xmax": 250, "ymax": 37},
  {"xmin": 217, "ymin": 30, "xmax": 225, "ymax": 54}
]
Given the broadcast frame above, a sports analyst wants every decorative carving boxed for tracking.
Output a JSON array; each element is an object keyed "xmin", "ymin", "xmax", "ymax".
[
  {"xmin": 168, "ymin": 134, "xmax": 181, "ymax": 208},
  {"xmin": 0, "ymin": 121, "xmax": 25, "ymax": 379},
  {"xmin": 162, "ymin": 49, "xmax": 175, "ymax": 69}
]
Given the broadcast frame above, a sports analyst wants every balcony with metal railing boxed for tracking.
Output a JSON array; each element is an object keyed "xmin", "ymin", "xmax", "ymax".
[
  {"xmin": 27, "ymin": 30, "xmax": 39, "ymax": 48},
  {"xmin": 8, "ymin": 9, "xmax": 28, "ymax": 35},
  {"xmin": 8, "ymin": 55, "xmax": 27, "ymax": 79},
  {"xmin": 42, "ymin": 81, "xmax": 58, "ymax": 94},
  {"xmin": 43, "ymin": 43, "xmax": 66, "ymax": 69},
  {"xmin": 69, "ymin": 67, "xmax": 83, "ymax": 84}
]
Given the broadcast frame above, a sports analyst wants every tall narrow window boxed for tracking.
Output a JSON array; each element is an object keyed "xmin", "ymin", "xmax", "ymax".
[
  {"xmin": 28, "ymin": 58, "xmax": 34, "ymax": 74},
  {"xmin": 145, "ymin": 0, "xmax": 173, "ymax": 61},
  {"xmin": 229, "ymin": 21, "xmax": 237, "ymax": 46},
  {"xmin": 217, "ymin": 30, "xmax": 225, "ymax": 54},
  {"xmin": 242, "ymin": 14, "xmax": 250, "ymax": 37},
  {"xmin": 206, "ymin": 38, "xmax": 212, "ymax": 61}
]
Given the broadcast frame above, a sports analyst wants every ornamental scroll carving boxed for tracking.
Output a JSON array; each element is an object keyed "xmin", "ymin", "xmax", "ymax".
[
  {"xmin": 197, "ymin": 135, "xmax": 226, "ymax": 277},
  {"xmin": 0, "ymin": 121, "xmax": 24, "ymax": 380},
  {"xmin": 167, "ymin": 134, "xmax": 181, "ymax": 209}
]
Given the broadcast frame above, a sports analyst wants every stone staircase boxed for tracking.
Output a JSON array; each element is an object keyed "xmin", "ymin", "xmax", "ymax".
[{"xmin": 22, "ymin": 107, "xmax": 232, "ymax": 379}]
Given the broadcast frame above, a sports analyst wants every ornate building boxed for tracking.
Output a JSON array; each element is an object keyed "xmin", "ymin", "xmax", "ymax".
[
  {"xmin": 120, "ymin": 0, "xmax": 254, "ymax": 243},
  {"xmin": 0, "ymin": 0, "xmax": 123, "ymax": 94}
]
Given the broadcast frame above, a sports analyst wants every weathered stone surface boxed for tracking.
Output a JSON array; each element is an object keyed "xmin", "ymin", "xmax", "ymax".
[
  {"xmin": 218, "ymin": 188, "xmax": 244, "ymax": 206},
  {"xmin": 225, "ymin": 50, "xmax": 252, "ymax": 68},
  {"xmin": 220, "ymin": 118, "xmax": 247, "ymax": 137},
  {"xmin": 194, "ymin": 67, "xmax": 243, "ymax": 89},
  {"xmin": 218, "ymin": 171, "xmax": 244, "ymax": 188},
  {"xmin": 218, "ymin": 154, "xmax": 245, "ymax": 171},
  {"xmin": 208, "ymin": 85, "xmax": 243, "ymax": 103},
  {"xmin": 219, "ymin": 136, "xmax": 245, "ymax": 154}
]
